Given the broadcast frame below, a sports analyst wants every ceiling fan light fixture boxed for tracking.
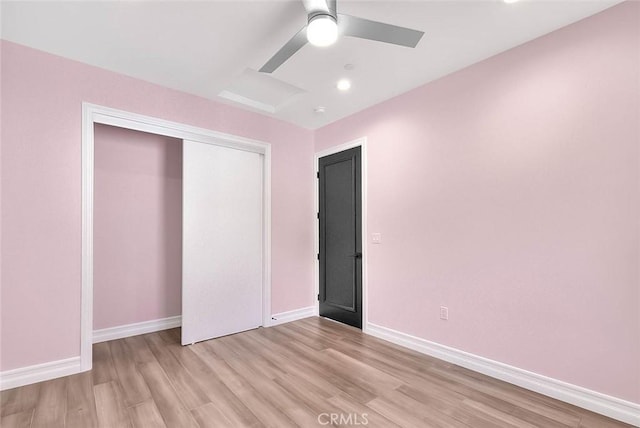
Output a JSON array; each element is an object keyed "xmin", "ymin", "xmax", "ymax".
[{"xmin": 307, "ymin": 14, "xmax": 338, "ymax": 47}]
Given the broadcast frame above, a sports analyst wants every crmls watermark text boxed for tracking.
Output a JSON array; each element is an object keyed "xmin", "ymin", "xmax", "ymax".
[{"xmin": 317, "ymin": 412, "xmax": 369, "ymax": 425}]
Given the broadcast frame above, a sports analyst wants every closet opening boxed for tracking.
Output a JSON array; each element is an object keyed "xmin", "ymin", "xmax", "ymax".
[
  {"xmin": 81, "ymin": 103, "xmax": 272, "ymax": 371},
  {"xmin": 93, "ymin": 125, "xmax": 183, "ymax": 343}
]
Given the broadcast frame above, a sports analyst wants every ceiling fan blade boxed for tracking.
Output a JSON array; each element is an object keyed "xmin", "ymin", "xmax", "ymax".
[
  {"xmin": 338, "ymin": 14, "xmax": 424, "ymax": 48},
  {"xmin": 259, "ymin": 26, "xmax": 308, "ymax": 73}
]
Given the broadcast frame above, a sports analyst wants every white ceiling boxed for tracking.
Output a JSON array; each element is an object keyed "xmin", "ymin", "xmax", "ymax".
[{"xmin": 1, "ymin": 0, "xmax": 622, "ymax": 129}]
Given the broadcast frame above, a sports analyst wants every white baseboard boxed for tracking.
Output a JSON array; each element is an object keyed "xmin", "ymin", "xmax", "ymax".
[
  {"xmin": 93, "ymin": 315, "xmax": 182, "ymax": 344},
  {"xmin": 0, "ymin": 357, "xmax": 82, "ymax": 391},
  {"xmin": 366, "ymin": 323, "xmax": 640, "ymax": 426},
  {"xmin": 268, "ymin": 306, "xmax": 315, "ymax": 327}
]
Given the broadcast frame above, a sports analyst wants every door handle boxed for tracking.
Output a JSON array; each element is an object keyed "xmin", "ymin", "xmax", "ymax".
[{"xmin": 348, "ymin": 252, "xmax": 362, "ymax": 258}]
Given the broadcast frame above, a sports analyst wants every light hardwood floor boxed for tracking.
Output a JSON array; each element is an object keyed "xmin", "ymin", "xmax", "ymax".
[{"xmin": 0, "ymin": 317, "xmax": 632, "ymax": 427}]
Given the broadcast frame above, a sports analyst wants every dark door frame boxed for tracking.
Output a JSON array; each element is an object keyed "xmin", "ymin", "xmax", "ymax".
[{"xmin": 314, "ymin": 138, "xmax": 367, "ymax": 331}]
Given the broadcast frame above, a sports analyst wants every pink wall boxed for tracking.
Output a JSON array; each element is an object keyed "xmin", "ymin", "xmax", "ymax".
[
  {"xmin": 316, "ymin": 3, "xmax": 639, "ymax": 403},
  {"xmin": 94, "ymin": 125, "xmax": 182, "ymax": 330},
  {"xmin": 0, "ymin": 40, "xmax": 315, "ymax": 370}
]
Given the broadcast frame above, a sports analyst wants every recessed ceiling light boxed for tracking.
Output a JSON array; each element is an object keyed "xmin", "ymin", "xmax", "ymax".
[
  {"xmin": 337, "ymin": 79, "xmax": 351, "ymax": 91},
  {"xmin": 307, "ymin": 15, "xmax": 338, "ymax": 47},
  {"xmin": 503, "ymin": 0, "xmax": 520, "ymax": 3}
]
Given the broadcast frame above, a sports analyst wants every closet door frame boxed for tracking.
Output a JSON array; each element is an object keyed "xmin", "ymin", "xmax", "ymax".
[{"xmin": 81, "ymin": 102, "xmax": 272, "ymax": 371}]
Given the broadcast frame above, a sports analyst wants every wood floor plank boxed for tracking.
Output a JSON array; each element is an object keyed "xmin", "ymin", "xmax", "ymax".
[
  {"xmin": 253, "ymin": 330, "xmax": 377, "ymax": 403},
  {"xmin": 200, "ymin": 335, "xmax": 243, "ymax": 362},
  {"xmin": 66, "ymin": 371, "xmax": 98, "ymax": 428},
  {"xmin": 224, "ymin": 334, "xmax": 287, "ymax": 380},
  {"xmin": 275, "ymin": 322, "xmax": 335, "ymax": 351},
  {"xmin": 430, "ymin": 364, "xmax": 585, "ymax": 425},
  {"xmin": 366, "ymin": 395, "xmax": 435, "ymax": 428},
  {"xmin": 272, "ymin": 373, "xmax": 341, "ymax": 418},
  {"xmin": 229, "ymin": 393, "xmax": 297, "ymax": 428},
  {"xmin": 108, "ymin": 339, "xmax": 151, "ymax": 407},
  {"xmin": 327, "ymin": 394, "xmax": 401, "ymax": 428},
  {"xmin": 30, "ymin": 377, "xmax": 67, "ymax": 428},
  {"xmin": 579, "ymin": 412, "xmax": 636, "ymax": 428},
  {"xmin": 190, "ymin": 345, "xmax": 295, "ymax": 428},
  {"xmin": 163, "ymin": 340, "xmax": 262, "ymax": 427},
  {"xmin": 94, "ymin": 381, "xmax": 132, "ymax": 428},
  {"xmin": 241, "ymin": 330, "xmax": 344, "ymax": 399},
  {"xmin": 0, "ymin": 410, "xmax": 33, "ymax": 428},
  {"xmin": 211, "ymin": 343, "xmax": 322, "ymax": 427},
  {"xmin": 188, "ymin": 346, "xmax": 254, "ymax": 397},
  {"xmin": 461, "ymin": 398, "xmax": 538, "ymax": 427},
  {"xmin": 0, "ymin": 382, "xmax": 40, "ymax": 417},
  {"xmin": 505, "ymin": 400, "xmax": 580, "ymax": 428},
  {"xmin": 124, "ymin": 335, "xmax": 156, "ymax": 365},
  {"xmin": 191, "ymin": 402, "xmax": 235, "ymax": 428},
  {"xmin": 144, "ymin": 333, "xmax": 210, "ymax": 410},
  {"xmin": 137, "ymin": 360, "xmax": 199, "ymax": 428},
  {"xmin": 383, "ymin": 388, "xmax": 472, "ymax": 428},
  {"xmin": 322, "ymin": 348, "xmax": 405, "ymax": 394},
  {"xmin": 92, "ymin": 342, "xmax": 118, "ymax": 386},
  {"xmin": 0, "ymin": 388, "xmax": 17, "ymax": 414},
  {"xmin": 327, "ymin": 334, "xmax": 449, "ymax": 386},
  {"xmin": 160, "ymin": 328, "xmax": 181, "ymax": 343},
  {"xmin": 397, "ymin": 383, "xmax": 534, "ymax": 428},
  {"xmin": 128, "ymin": 399, "xmax": 167, "ymax": 428}
]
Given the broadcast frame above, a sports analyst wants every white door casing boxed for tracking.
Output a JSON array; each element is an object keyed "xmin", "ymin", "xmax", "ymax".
[{"xmin": 82, "ymin": 103, "xmax": 272, "ymax": 370}]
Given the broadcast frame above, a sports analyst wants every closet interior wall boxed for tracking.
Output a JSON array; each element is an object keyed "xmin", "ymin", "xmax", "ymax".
[{"xmin": 94, "ymin": 124, "xmax": 183, "ymax": 331}]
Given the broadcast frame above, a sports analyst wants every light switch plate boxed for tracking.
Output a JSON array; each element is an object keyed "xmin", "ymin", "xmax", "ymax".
[{"xmin": 372, "ymin": 233, "xmax": 382, "ymax": 244}]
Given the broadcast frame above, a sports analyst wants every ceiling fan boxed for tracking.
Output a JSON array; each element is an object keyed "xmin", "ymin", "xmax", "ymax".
[{"xmin": 259, "ymin": 0, "xmax": 425, "ymax": 73}]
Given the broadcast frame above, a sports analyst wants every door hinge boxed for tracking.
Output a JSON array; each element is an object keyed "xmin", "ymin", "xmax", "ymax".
[
  {"xmin": 316, "ymin": 171, "xmax": 319, "ymax": 178},
  {"xmin": 317, "ymin": 212, "xmax": 319, "ymax": 219},
  {"xmin": 317, "ymin": 293, "xmax": 320, "ymax": 301},
  {"xmin": 317, "ymin": 253, "xmax": 320, "ymax": 260}
]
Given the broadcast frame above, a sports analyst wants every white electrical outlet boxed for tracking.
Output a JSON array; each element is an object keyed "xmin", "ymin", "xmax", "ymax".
[
  {"xmin": 372, "ymin": 233, "xmax": 382, "ymax": 244},
  {"xmin": 440, "ymin": 306, "xmax": 449, "ymax": 320}
]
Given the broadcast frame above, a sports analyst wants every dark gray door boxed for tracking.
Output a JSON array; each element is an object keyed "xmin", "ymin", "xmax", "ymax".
[{"xmin": 318, "ymin": 147, "xmax": 362, "ymax": 329}]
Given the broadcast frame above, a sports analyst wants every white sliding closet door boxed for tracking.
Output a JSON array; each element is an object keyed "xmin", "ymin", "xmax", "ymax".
[{"xmin": 182, "ymin": 140, "xmax": 263, "ymax": 345}]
